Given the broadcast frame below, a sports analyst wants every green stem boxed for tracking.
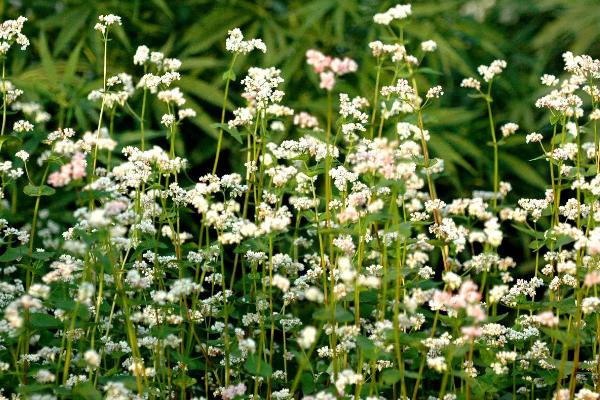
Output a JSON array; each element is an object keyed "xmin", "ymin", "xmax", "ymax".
[
  {"xmin": 485, "ymin": 82, "xmax": 499, "ymax": 210},
  {"xmin": 213, "ymin": 54, "xmax": 238, "ymax": 174},
  {"xmin": 1, "ymin": 58, "xmax": 6, "ymax": 136}
]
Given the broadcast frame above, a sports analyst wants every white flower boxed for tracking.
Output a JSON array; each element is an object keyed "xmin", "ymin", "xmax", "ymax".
[
  {"xmin": 477, "ymin": 59, "xmax": 507, "ymax": 82},
  {"xmin": 540, "ymin": 74, "xmax": 559, "ymax": 86},
  {"xmin": 272, "ymin": 274, "xmax": 290, "ymax": 292},
  {"xmin": 526, "ymin": 132, "xmax": 543, "ymax": 143},
  {"xmin": 84, "ymin": 349, "xmax": 101, "ymax": 368},
  {"xmin": 161, "ymin": 114, "xmax": 175, "ymax": 127},
  {"xmin": 139, "ymin": 73, "xmax": 162, "ymax": 92},
  {"xmin": 12, "ymin": 120, "xmax": 33, "ymax": 133},
  {"xmin": 421, "ymin": 40, "xmax": 437, "ymax": 52},
  {"xmin": 426, "ymin": 85, "xmax": 444, "ymax": 99},
  {"xmin": 94, "ymin": 14, "xmax": 122, "ymax": 34},
  {"xmin": 178, "ymin": 108, "xmax": 196, "ymax": 120},
  {"xmin": 225, "ymin": 28, "xmax": 267, "ymax": 54},
  {"xmin": 77, "ymin": 282, "xmax": 95, "ymax": 304},
  {"xmin": 241, "ymin": 67, "xmax": 285, "ymax": 109},
  {"xmin": 427, "ymin": 356, "xmax": 447, "ymax": 373},
  {"xmin": 373, "ymin": 4, "xmax": 412, "ymax": 25},
  {"xmin": 443, "ymin": 271, "xmax": 462, "ymax": 290},
  {"xmin": 461, "ymin": 77, "xmax": 481, "ymax": 91},
  {"xmin": 305, "ymin": 287, "xmax": 324, "ymax": 303},
  {"xmin": 500, "ymin": 122, "xmax": 519, "ymax": 137},
  {"xmin": 297, "ymin": 326, "xmax": 317, "ymax": 349},
  {"xmin": 133, "ymin": 45, "xmax": 150, "ymax": 65},
  {"xmin": 157, "ymin": 87, "xmax": 186, "ymax": 106},
  {"xmin": 15, "ymin": 150, "xmax": 29, "ymax": 161},
  {"xmin": 0, "ymin": 16, "xmax": 29, "ymax": 53},
  {"xmin": 34, "ymin": 369, "xmax": 55, "ymax": 383}
]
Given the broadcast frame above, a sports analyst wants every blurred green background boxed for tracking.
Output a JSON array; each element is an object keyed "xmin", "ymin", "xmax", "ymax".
[{"xmin": 2, "ymin": 0, "xmax": 599, "ymax": 211}]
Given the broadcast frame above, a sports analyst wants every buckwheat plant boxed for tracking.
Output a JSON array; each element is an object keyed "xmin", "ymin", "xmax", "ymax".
[{"xmin": 0, "ymin": 4, "xmax": 599, "ymax": 400}]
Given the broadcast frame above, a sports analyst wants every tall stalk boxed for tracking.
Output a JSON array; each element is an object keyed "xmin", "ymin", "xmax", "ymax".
[
  {"xmin": 485, "ymin": 82, "xmax": 499, "ymax": 209},
  {"xmin": 212, "ymin": 54, "xmax": 238, "ymax": 174}
]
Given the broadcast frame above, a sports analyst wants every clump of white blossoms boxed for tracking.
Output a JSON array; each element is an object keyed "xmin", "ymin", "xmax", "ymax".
[
  {"xmin": 373, "ymin": 4, "xmax": 412, "ymax": 25},
  {"xmin": 93, "ymin": 14, "xmax": 122, "ymax": 34},
  {"xmin": 226, "ymin": 28, "xmax": 267, "ymax": 54},
  {"xmin": 500, "ymin": 122, "xmax": 519, "ymax": 137},
  {"xmin": 477, "ymin": 59, "xmax": 507, "ymax": 82},
  {"xmin": 0, "ymin": 16, "xmax": 29, "ymax": 53},
  {"xmin": 421, "ymin": 40, "xmax": 438, "ymax": 52}
]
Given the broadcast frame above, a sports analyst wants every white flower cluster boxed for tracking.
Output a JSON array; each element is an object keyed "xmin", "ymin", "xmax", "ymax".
[
  {"xmin": 477, "ymin": 59, "xmax": 507, "ymax": 82},
  {"xmin": 94, "ymin": 14, "xmax": 122, "ymax": 35},
  {"xmin": 226, "ymin": 28, "xmax": 267, "ymax": 54},
  {"xmin": 0, "ymin": 16, "xmax": 29, "ymax": 54},
  {"xmin": 373, "ymin": 4, "xmax": 412, "ymax": 25}
]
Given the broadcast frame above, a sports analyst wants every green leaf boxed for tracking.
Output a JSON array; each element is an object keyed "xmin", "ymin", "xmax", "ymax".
[
  {"xmin": 63, "ymin": 39, "xmax": 84, "ymax": 87},
  {"xmin": 24, "ymin": 184, "xmax": 56, "ymax": 197},
  {"xmin": 30, "ymin": 250, "xmax": 54, "ymax": 261},
  {"xmin": 501, "ymin": 153, "xmax": 546, "ymax": 189},
  {"xmin": 54, "ymin": 8, "xmax": 90, "ymax": 56},
  {"xmin": 397, "ymin": 222, "xmax": 412, "ymax": 238},
  {"xmin": 355, "ymin": 335, "xmax": 379, "ymax": 360},
  {"xmin": 381, "ymin": 368, "xmax": 402, "ymax": 385},
  {"xmin": 37, "ymin": 31, "xmax": 58, "ymax": 89},
  {"xmin": 528, "ymin": 239, "xmax": 544, "ymax": 251},
  {"xmin": 0, "ymin": 246, "xmax": 28, "ymax": 262},
  {"xmin": 312, "ymin": 306, "xmax": 354, "ymax": 322},
  {"xmin": 179, "ymin": 76, "xmax": 226, "ymax": 108},
  {"xmin": 244, "ymin": 354, "xmax": 272, "ymax": 377},
  {"xmin": 72, "ymin": 381, "xmax": 102, "ymax": 400},
  {"xmin": 29, "ymin": 313, "xmax": 62, "ymax": 328},
  {"xmin": 417, "ymin": 67, "xmax": 443, "ymax": 76},
  {"xmin": 151, "ymin": 0, "xmax": 174, "ymax": 19},
  {"xmin": 211, "ymin": 122, "xmax": 243, "ymax": 144},
  {"xmin": 0, "ymin": 135, "xmax": 21, "ymax": 149},
  {"xmin": 300, "ymin": 371, "xmax": 316, "ymax": 394},
  {"xmin": 222, "ymin": 70, "xmax": 237, "ymax": 82},
  {"xmin": 172, "ymin": 374, "xmax": 197, "ymax": 388},
  {"xmin": 541, "ymin": 328, "xmax": 577, "ymax": 348}
]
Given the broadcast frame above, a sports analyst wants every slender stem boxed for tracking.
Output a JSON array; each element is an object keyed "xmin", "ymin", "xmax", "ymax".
[
  {"xmin": 62, "ymin": 302, "xmax": 81, "ymax": 384},
  {"xmin": 27, "ymin": 163, "xmax": 51, "ymax": 280},
  {"xmin": 1, "ymin": 58, "xmax": 6, "ymax": 136},
  {"xmin": 369, "ymin": 57, "xmax": 383, "ymax": 139},
  {"xmin": 485, "ymin": 82, "xmax": 499, "ymax": 209},
  {"xmin": 140, "ymin": 64, "xmax": 148, "ymax": 151},
  {"xmin": 220, "ymin": 244, "xmax": 231, "ymax": 386},
  {"xmin": 90, "ymin": 34, "xmax": 109, "ymax": 196},
  {"xmin": 213, "ymin": 54, "xmax": 238, "ymax": 174}
]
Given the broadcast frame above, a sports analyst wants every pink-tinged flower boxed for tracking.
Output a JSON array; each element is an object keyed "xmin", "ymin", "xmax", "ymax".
[
  {"xmin": 584, "ymin": 271, "xmax": 600, "ymax": 287},
  {"xmin": 461, "ymin": 326, "xmax": 482, "ymax": 338},
  {"xmin": 319, "ymin": 71, "xmax": 336, "ymax": 91},
  {"xmin": 534, "ymin": 311, "xmax": 559, "ymax": 327},
  {"xmin": 307, "ymin": 49, "xmax": 358, "ymax": 91},
  {"xmin": 47, "ymin": 169, "xmax": 70, "ymax": 187},
  {"xmin": 448, "ymin": 294, "xmax": 467, "ymax": 310},
  {"xmin": 466, "ymin": 304, "xmax": 486, "ymax": 322},
  {"xmin": 306, "ymin": 49, "xmax": 331, "ymax": 74},
  {"xmin": 221, "ymin": 383, "xmax": 246, "ymax": 400},
  {"xmin": 459, "ymin": 281, "xmax": 482, "ymax": 303},
  {"xmin": 105, "ymin": 200, "xmax": 128, "ymax": 216},
  {"xmin": 330, "ymin": 57, "xmax": 358, "ymax": 75},
  {"xmin": 429, "ymin": 290, "xmax": 452, "ymax": 310},
  {"xmin": 47, "ymin": 152, "xmax": 87, "ymax": 187},
  {"xmin": 70, "ymin": 152, "xmax": 87, "ymax": 180}
]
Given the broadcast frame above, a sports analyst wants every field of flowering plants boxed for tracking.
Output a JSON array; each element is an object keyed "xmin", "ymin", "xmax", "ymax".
[{"xmin": 0, "ymin": 1, "xmax": 600, "ymax": 400}]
